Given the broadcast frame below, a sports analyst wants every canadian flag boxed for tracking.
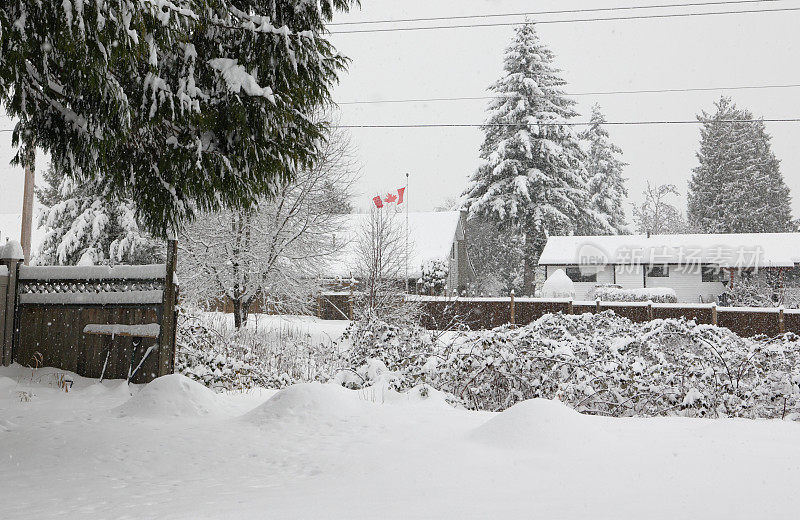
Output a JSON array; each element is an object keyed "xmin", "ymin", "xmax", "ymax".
[{"xmin": 373, "ymin": 187, "xmax": 406, "ymax": 208}]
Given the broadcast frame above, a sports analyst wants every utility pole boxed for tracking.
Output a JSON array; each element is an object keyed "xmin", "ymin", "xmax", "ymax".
[{"xmin": 20, "ymin": 144, "xmax": 35, "ymax": 265}]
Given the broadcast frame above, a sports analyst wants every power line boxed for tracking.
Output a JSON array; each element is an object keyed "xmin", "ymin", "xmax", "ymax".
[
  {"xmin": 334, "ymin": 118, "xmax": 800, "ymax": 129},
  {"xmin": 330, "ymin": 6, "xmax": 800, "ymax": 34},
  {"xmin": 4, "ymin": 118, "xmax": 799, "ymax": 134},
  {"xmin": 329, "ymin": 0, "xmax": 787, "ymax": 26},
  {"xmin": 337, "ymin": 83, "xmax": 800, "ymax": 105}
]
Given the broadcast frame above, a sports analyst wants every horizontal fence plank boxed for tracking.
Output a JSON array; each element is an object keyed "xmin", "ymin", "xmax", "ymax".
[{"xmin": 19, "ymin": 290, "xmax": 164, "ymax": 305}]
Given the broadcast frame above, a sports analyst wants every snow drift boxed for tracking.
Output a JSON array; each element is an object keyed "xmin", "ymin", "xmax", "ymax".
[
  {"xmin": 470, "ymin": 398, "xmax": 593, "ymax": 449},
  {"xmin": 245, "ymin": 382, "xmax": 369, "ymax": 426},
  {"xmin": 114, "ymin": 374, "xmax": 223, "ymax": 418}
]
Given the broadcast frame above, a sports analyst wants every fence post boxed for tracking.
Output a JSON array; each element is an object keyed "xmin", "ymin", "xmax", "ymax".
[
  {"xmin": 158, "ymin": 239, "xmax": 178, "ymax": 377},
  {"xmin": 509, "ymin": 290, "xmax": 515, "ymax": 327},
  {"xmin": 348, "ymin": 279, "xmax": 354, "ymax": 320},
  {"xmin": 647, "ymin": 301, "xmax": 654, "ymax": 321},
  {"xmin": 568, "ymin": 299, "xmax": 574, "ymax": 315},
  {"xmin": 595, "ymin": 298, "xmax": 601, "ymax": 314},
  {"xmin": 711, "ymin": 302, "xmax": 718, "ymax": 326},
  {"xmin": 779, "ymin": 306, "xmax": 785, "ymax": 335},
  {"xmin": 1, "ymin": 243, "xmax": 24, "ymax": 367}
]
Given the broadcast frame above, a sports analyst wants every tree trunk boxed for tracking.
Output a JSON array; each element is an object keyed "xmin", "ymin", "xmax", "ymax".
[
  {"xmin": 232, "ymin": 298, "xmax": 248, "ymax": 329},
  {"xmin": 523, "ymin": 228, "xmax": 546, "ymax": 296}
]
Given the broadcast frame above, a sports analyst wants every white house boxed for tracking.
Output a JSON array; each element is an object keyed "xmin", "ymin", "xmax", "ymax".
[
  {"xmin": 324, "ymin": 211, "xmax": 474, "ymax": 294},
  {"xmin": 538, "ymin": 233, "xmax": 800, "ymax": 303}
]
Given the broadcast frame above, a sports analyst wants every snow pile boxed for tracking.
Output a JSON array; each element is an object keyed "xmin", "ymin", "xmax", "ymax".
[
  {"xmin": 0, "ymin": 239, "xmax": 24, "ymax": 260},
  {"xmin": 470, "ymin": 398, "xmax": 588, "ymax": 449},
  {"xmin": 591, "ymin": 286, "xmax": 678, "ymax": 303},
  {"xmin": 114, "ymin": 374, "xmax": 223, "ymax": 418},
  {"xmin": 245, "ymin": 382, "xmax": 367, "ymax": 426},
  {"xmin": 540, "ymin": 268, "xmax": 574, "ymax": 298}
]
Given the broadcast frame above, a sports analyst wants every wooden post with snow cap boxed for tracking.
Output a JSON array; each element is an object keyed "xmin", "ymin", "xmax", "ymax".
[
  {"xmin": 158, "ymin": 239, "xmax": 179, "ymax": 378},
  {"xmin": 509, "ymin": 290, "xmax": 515, "ymax": 327},
  {"xmin": 647, "ymin": 300, "xmax": 654, "ymax": 321},
  {"xmin": 568, "ymin": 299, "xmax": 574, "ymax": 315},
  {"xmin": 1, "ymin": 240, "xmax": 24, "ymax": 366},
  {"xmin": 779, "ymin": 306, "xmax": 786, "ymax": 335},
  {"xmin": 595, "ymin": 298, "xmax": 601, "ymax": 314},
  {"xmin": 711, "ymin": 302, "xmax": 718, "ymax": 326}
]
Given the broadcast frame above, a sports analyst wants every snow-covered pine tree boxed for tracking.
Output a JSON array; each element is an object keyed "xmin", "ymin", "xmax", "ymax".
[
  {"xmin": 0, "ymin": 1, "xmax": 356, "ymax": 235},
  {"xmin": 463, "ymin": 23, "xmax": 605, "ymax": 294},
  {"xmin": 688, "ymin": 97, "xmax": 794, "ymax": 233},
  {"xmin": 35, "ymin": 164, "xmax": 163, "ymax": 266},
  {"xmin": 578, "ymin": 104, "xmax": 629, "ymax": 234}
]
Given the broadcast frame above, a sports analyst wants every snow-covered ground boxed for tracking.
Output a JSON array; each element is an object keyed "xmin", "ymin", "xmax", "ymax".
[
  {"xmin": 198, "ymin": 312, "xmax": 351, "ymax": 349},
  {"xmin": 2, "ymin": 364, "xmax": 800, "ymax": 519}
]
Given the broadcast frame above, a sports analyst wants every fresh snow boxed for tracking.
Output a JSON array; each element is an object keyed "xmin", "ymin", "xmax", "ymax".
[
  {"xmin": 3, "ymin": 365, "xmax": 799, "ymax": 519},
  {"xmin": 19, "ymin": 263, "xmax": 166, "ymax": 280},
  {"xmin": 0, "ymin": 239, "xmax": 24, "ymax": 261},
  {"xmin": 540, "ymin": 268, "xmax": 575, "ymax": 298},
  {"xmin": 83, "ymin": 323, "xmax": 161, "ymax": 338}
]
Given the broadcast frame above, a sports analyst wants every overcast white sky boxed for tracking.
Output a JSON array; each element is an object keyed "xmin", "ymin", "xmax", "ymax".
[{"xmin": 2, "ymin": 0, "xmax": 800, "ymax": 228}]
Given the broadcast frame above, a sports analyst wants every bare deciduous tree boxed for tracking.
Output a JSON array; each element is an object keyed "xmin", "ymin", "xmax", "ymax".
[
  {"xmin": 179, "ymin": 122, "xmax": 358, "ymax": 328},
  {"xmin": 632, "ymin": 182, "xmax": 690, "ymax": 235},
  {"xmin": 352, "ymin": 207, "xmax": 411, "ymax": 320}
]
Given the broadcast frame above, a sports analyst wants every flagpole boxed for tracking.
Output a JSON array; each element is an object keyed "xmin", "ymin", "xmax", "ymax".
[{"xmin": 405, "ymin": 172, "xmax": 409, "ymax": 294}]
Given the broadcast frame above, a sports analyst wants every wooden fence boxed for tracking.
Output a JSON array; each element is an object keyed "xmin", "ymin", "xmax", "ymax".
[
  {"xmin": 406, "ymin": 295, "xmax": 800, "ymax": 337},
  {"xmin": 0, "ymin": 242, "xmax": 178, "ymax": 383}
]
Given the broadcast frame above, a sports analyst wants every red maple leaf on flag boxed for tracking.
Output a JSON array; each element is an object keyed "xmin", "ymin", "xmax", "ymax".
[{"xmin": 384, "ymin": 192, "xmax": 398, "ymax": 203}]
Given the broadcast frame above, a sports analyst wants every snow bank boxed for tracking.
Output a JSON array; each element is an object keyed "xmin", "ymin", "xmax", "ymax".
[
  {"xmin": 540, "ymin": 268, "xmax": 575, "ymax": 298},
  {"xmin": 0, "ymin": 239, "xmax": 24, "ymax": 260},
  {"xmin": 245, "ymin": 382, "xmax": 368, "ymax": 425},
  {"xmin": 114, "ymin": 374, "xmax": 223, "ymax": 418},
  {"xmin": 470, "ymin": 398, "xmax": 589, "ymax": 449}
]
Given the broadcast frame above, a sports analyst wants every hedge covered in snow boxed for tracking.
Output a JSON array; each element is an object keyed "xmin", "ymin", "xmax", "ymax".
[
  {"xmin": 176, "ymin": 308, "xmax": 800, "ymax": 420},
  {"xmin": 589, "ymin": 286, "xmax": 678, "ymax": 303},
  {"xmin": 340, "ymin": 312, "xmax": 800, "ymax": 420}
]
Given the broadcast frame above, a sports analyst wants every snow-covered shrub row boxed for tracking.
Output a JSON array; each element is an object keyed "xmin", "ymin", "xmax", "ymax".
[
  {"xmin": 431, "ymin": 312, "xmax": 800, "ymax": 418},
  {"xmin": 176, "ymin": 311, "xmax": 340, "ymax": 391},
  {"xmin": 337, "ymin": 311, "xmax": 800, "ymax": 419},
  {"xmin": 589, "ymin": 286, "xmax": 678, "ymax": 303}
]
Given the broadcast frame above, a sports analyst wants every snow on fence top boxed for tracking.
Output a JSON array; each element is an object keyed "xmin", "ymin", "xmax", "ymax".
[
  {"xmin": 539, "ymin": 232, "xmax": 800, "ymax": 268},
  {"xmin": 19, "ymin": 264, "xmax": 167, "ymax": 280},
  {"xmin": 0, "ymin": 265, "xmax": 7, "ymax": 277},
  {"xmin": 83, "ymin": 323, "xmax": 161, "ymax": 338}
]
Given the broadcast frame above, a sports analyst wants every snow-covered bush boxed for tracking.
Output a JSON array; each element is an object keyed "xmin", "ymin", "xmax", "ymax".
[
  {"xmin": 591, "ymin": 286, "xmax": 678, "ymax": 303},
  {"xmin": 540, "ymin": 269, "xmax": 574, "ymax": 298},
  {"xmin": 418, "ymin": 259, "xmax": 449, "ymax": 295},
  {"xmin": 427, "ymin": 312, "xmax": 800, "ymax": 419},
  {"xmin": 336, "ymin": 313, "xmax": 435, "ymax": 391},
  {"xmin": 176, "ymin": 310, "xmax": 340, "ymax": 391}
]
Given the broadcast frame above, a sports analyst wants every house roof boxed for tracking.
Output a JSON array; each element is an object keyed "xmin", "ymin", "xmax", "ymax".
[
  {"xmin": 325, "ymin": 211, "xmax": 462, "ymax": 279},
  {"xmin": 538, "ymin": 233, "xmax": 800, "ymax": 268}
]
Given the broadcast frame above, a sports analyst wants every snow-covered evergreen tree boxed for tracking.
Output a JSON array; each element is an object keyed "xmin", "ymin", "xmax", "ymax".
[
  {"xmin": 35, "ymin": 165, "xmax": 163, "ymax": 265},
  {"xmin": 579, "ymin": 104, "xmax": 629, "ymax": 234},
  {"xmin": 0, "ymin": 1, "xmax": 356, "ymax": 234},
  {"xmin": 688, "ymin": 97, "xmax": 794, "ymax": 233},
  {"xmin": 463, "ymin": 23, "xmax": 604, "ymax": 294}
]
